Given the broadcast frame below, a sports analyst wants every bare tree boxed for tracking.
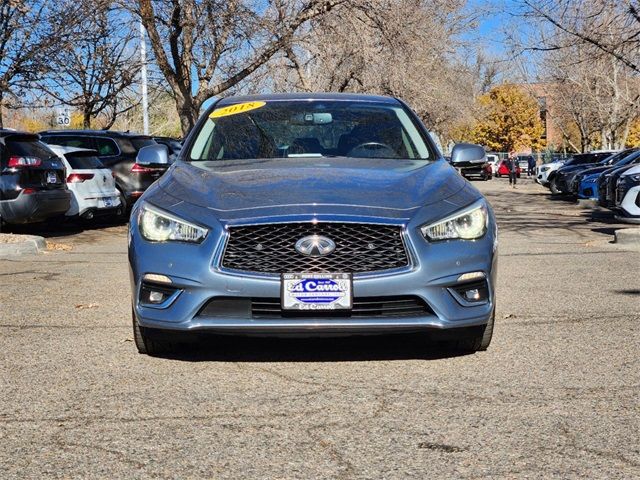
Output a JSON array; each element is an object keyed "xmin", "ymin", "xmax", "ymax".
[
  {"xmin": 513, "ymin": 1, "xmax": 640, "ymax": 151},
  {"xmin": 271, "ymin": 0, "xmax": 486, "ymax": 142},
  {"xmin": 0, "ymin": 1, "xmax": 78, "ymax": 128},
  {"xmin": 130, "ymin": 0, "xmax": 344, "ymax": 135},
  {"xmin": 36, "ymin": 1, "xmax": 141, "ymax": 129},
  {"xmin": 519, "ymin": 0, "xmax": 640, "ymax": 74}
]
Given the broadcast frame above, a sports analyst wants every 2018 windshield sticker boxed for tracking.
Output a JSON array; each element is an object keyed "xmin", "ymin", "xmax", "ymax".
[{"xmin": 209, "ymin": 101, "xmax": 266, "ymax": 118}]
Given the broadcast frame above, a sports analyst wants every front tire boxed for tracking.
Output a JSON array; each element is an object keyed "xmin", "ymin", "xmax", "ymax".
[
  {"xmin": 451, "ymin": 310, "xmax": 495, "ymax": 352},
  {"xmin": 132, "ymin": 308, "xmax": 172, "ymax": 356},
  {"xmin": 549, "ymin": 176, "xmax": 562, "ymax": 195}
]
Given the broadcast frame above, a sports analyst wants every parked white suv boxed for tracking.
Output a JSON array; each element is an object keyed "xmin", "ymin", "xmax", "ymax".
[
  {"xmin": 614, "ymin": 164, "xmax": 640, "ymax": 224},
  {"xmin": 536, "ymin": 160, "xmax": 566, "ymax": 187},
  {"xmin": 49, "ymin": 145, "xmax": 122, "ymax": 220}
]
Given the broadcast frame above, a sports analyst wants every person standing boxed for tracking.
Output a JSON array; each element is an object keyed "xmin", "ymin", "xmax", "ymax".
[
  {"xmin": 528, "ymin": 155, "xmax": 536, "ymax": 177},
  {"xmin": 506, "ymin": 152, "xmax": 518, "ymax": 188}
]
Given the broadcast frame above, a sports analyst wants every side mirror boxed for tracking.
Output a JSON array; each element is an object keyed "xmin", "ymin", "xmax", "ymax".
[
  {"xmin": 450, "ymin": 143, "xmax": 486, "ymax": 165},
  {"xmin": 136, "ymin": 144, "xmax": 170, "ymax": 166}
]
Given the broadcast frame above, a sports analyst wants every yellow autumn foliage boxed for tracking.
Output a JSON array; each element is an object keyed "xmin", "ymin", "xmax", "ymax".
[
  {"xmin": 626, "ymin": 120, "xmax": 640, "ymax": 147},
  {"xmin": 468, "ymin": 84, "xmax": 546, "ymax": 152}
]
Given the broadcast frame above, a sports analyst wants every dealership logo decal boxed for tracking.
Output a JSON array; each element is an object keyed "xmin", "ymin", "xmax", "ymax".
[{"xmin": 288, "ymin": 278, "xmax": 343, "ymax": 303}]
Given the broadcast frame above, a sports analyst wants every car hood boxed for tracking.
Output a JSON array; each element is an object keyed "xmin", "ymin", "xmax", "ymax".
[
  {"xmin": 580, "ymin": 166, "xmax": 610, "ymax": 177},
  {"xmin": 559, "ymin": 164, "xmax": 594, "ymax": 174},
  {"xmin": 157, "ymin": 158, "xmax": 469, "ymax": 218},
  {"xmin": 548, "ymin": 161, "xmax": 565, "ymax": 168},
  {"xmin": 620, "ymin": 164, "xmax": 640, "ymax": 178}
]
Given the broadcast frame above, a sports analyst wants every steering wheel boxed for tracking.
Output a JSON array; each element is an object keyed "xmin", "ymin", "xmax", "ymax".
[{"xmin": 348, "ymin": 142, "xmax": 396, "ymax": 158}]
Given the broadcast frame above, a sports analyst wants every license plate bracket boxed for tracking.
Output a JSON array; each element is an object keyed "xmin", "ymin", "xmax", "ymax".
[{"xmin": 281, "ymin": 273, "xmax": 352, "ymax": 311}]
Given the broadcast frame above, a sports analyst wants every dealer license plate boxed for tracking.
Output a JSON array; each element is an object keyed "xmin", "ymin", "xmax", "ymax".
[
  {"xmin": 281, "ymin": 273, "xmax": 352, "ymax": 311},
  {"xmin": 46, "ymin": 171, "xmax": 58, "ymax": 184}
]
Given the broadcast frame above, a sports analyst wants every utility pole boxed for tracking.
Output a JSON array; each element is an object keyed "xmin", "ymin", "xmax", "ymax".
[{"xmin": 139, "ymin": 20, "xmax": 149, "ymax": 135}]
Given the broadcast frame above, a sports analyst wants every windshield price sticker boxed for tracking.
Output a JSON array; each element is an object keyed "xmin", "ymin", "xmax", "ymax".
[
  {"xmin": 282, "ymin": 273, "xmax": 352, "ymax": 311},
  {"xmin": 209, "ymin": 101, "xmax": 266, "ymax": 119}
]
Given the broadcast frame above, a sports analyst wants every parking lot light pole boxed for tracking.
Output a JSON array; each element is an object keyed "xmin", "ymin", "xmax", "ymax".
[{"xmin": 140, "ymin": 20, "xmax": 149, "ymax": 136}]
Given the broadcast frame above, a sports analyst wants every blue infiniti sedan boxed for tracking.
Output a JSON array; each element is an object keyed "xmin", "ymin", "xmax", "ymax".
[{"xmin": 128, "ymin": 93, "xmax": 498, "ymax": 355}]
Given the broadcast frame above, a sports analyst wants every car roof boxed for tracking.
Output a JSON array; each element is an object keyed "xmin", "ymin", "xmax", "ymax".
[
  {"xmin": 0, "ymin": 129, "xmax": 38, "ymax": 139},
  {"xmin": 214, "ymin": 92, "xmax": 400, "ymax": 107},
  {"xmin": 39, "ymin": 129, "xmax": 152, "ymax": 139}
]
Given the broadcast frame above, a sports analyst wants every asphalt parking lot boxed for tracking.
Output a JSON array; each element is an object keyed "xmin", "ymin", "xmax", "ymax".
[{"xmin": 1, "ymin": 177, "xmax": 638, "ymax": 479}]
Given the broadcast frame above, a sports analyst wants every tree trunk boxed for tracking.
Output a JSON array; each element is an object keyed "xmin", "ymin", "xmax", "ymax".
[
  {"xmin": 175, "ymin": 94, "xmax": 199, "ymax": 137},
  {"xmin": 83, "ymin": 108, "xmax": 91, "ymax": 129},
  {"xmin": 0, "ymin": 91, "xmax": 4, "ymax": 129}
]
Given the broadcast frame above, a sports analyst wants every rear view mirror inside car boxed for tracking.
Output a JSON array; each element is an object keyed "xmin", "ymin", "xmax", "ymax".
[{"xmin": 290, "ymin": 112, "xmax": 333, "ymax": 125}]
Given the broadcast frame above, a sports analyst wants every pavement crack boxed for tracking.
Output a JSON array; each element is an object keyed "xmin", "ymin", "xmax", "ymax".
[{"xmin": 306, "ymin": 424, "xmax": 357, "ymax": 479}]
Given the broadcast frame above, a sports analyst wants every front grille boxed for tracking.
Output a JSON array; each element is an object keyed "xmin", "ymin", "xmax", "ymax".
[
  {"xmin": 222, "ymin": 223, "xmax": 409, "ymax": 274},
  {"xmin": 198, "ymin": 296, "xmax": 432, "ymax": 319}
]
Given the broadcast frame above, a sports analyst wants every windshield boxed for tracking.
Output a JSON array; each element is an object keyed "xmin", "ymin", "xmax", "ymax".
[
  {"xmin": 599, "ymin": 150, "xmax": 631, "ymax": 166},
  {"xmin": 189, "ymin": 100, "xmax": 432, "ymax": 162}
]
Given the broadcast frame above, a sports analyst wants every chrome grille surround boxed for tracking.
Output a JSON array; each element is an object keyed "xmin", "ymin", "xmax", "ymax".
[{"xmin": 221, "ymin": 222, "xmax": 410, "ymax": 275}]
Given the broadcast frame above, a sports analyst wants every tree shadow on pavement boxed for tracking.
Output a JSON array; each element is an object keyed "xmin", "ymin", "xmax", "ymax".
[
  {"xmin": 157, "ymin": 334, "xmax": 473, "ymax": 363},
  {"xmin": 4, "ymin": 216, "xmax": 127, "ymax": 238}
]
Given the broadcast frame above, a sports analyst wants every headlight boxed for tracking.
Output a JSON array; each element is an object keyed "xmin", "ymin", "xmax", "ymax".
[
  {"xmin": 541, "ymin": 166, "xmax": 550, "ymax": 172},
  {"xmin": 583, "ymin": 177, "xmax": 597, "ymax": 183},
  {"xmin": 421, "ymin": 200, "xmax": 488, "ymax": 241},
  {"xmin": 139, "ymin": 203, "xmax": 208, "ymax": 243},
  {"xmin": 629, "ymin": 174, "xmax": 640, "ymax": 182}
]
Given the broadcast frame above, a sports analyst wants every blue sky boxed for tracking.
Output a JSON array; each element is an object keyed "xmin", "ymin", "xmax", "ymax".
[{"xmin": 468, "ymin": 0, "xmax": 522, "ymax": 55}]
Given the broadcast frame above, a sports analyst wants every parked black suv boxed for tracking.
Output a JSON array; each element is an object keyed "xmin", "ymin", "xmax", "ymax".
[
  {"xmin": 39, "ymin": 130, "xmax": 167, "ymax": 212},
  {"xmin": 550, "ymin": 151, "xmax": 616, "ymax": 195},
  {"xmin": 0, "ymin": 130, "xmax": 71, "ymax": 227}
]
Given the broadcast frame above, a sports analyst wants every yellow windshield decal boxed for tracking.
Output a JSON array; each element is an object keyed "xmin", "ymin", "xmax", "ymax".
[{"xmin": 210, "ymin": 101, "xmax": 266, "ymax": 119}]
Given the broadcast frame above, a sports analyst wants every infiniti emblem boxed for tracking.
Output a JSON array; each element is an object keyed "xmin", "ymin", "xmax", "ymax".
[{"xmin": 295, "ymin": 235, "xmax": 336, "ymax": 257}]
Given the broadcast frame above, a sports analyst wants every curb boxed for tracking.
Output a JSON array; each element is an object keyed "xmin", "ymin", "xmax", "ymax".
[
  {"xmin": 0, "ymin": 234, "xmax": 47, "ymax": 257},
  {"xmin": 614, "ymin": 227, "xmax": 640, "ymax": 246}
]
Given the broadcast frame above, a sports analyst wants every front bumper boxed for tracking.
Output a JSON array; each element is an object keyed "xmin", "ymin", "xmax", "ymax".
[
  {"xmin": 577, "ymin": 179, "xmax": 599, "ymax": 199},
  {"xmin": 616, "ymin": 185, "xmax": 640, "ymax": 220},
  {"xmin": 129, "ymin": 210, "xmax": 497, "ymax": 336},
  {"xmin": 536, "ymin": 167, "xmax": 552, "ymax": 186}
]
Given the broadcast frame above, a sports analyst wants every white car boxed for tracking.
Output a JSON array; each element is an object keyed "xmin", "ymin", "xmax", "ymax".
[
  {"xmin": 486, "ymin": 154, "xmax": 500, "ymax": 174},
  {"xmin": 49, "ymin": 145, "xmax": 122, "ymax": 220},
  {"xmin": 535, "ymin": 160, "xmax": 566, "ymax": 187},
  {"xmin": 614, "ymin": 164, "xmax": 640, "ymax": 224}
]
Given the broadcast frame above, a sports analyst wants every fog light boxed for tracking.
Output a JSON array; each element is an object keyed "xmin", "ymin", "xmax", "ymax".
[
  {"xmin": 139, "ymin": 282, "xmax": 180, "ymax": 307},
  {"xmin": 464, "ymin": 288, "xmax": 481, "ymax": 301},
  {"xmin": 148, "ymin": 291, "xmax": 165, "ymax": 304},
  {"xmin": 449, "ymin": 279, "xmax": 489, "ymax": 305}
]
